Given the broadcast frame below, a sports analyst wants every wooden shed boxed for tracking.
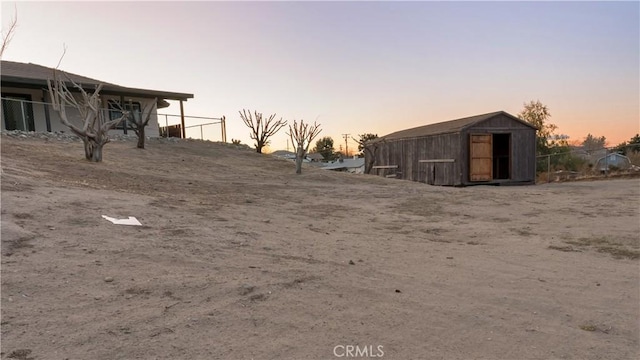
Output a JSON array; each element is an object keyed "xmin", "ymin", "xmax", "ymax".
[{"xmin": 365, "ymin": 111, "xmax": 537, "ymax": 186}]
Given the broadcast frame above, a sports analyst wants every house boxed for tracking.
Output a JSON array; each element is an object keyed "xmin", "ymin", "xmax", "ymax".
[
  {"xmin": 322, "ymin": 157, "xmax": 365, "ymax": 174},
  {"xmin": 1, "ymin": 60, "xmax": 193, "ymax": 137},
  {"xmin": 271, "ymin": 150, "xmax": 320, "ymax": 163},
  {"xmin": 366, "ymin": 111, "xmax": 538, "ymax": 186},
  {"xmin": 595, "ymin": 153, "xmax": 631, "ymax": 172},
  {"xmin": 306, "ymin": 152, "xmax": 325, "ymax": 162},
  {"xmin": 271, "ymin": 150, "xmax": 297, "ymax": 160},
  {"xmin": 570, "ymin": 146, "xmax": 607, "ymax": 166}
]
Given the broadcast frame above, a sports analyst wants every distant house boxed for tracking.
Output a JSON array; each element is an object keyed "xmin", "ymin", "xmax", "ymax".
[
  {"xmin": 306, "ymin": 152, "xmax": 325, "ymax": 162},
  {"xmin": 271, "ymin": 150, "xmax": 297, "ymax": 160},
  {"xmin": 322, "ymin": 157, "xmax": 365, "ymax": 174},
  {"xmin": 366, "ymin": 111, "xmax": 538, "ymax": 186},
  {"xmin": 1, "ymin": 60, "xmax": 193, "ymax": 137},
  {"xmin": 271, "ymin": 150, "xmax": 320, "ymax": 163},
  {"xmin": 571, "ymin": 146, "xmax": 607, "ymax": 165},
  {"xmin": 595, "ymin": 153, "xmax": 631, "ymax": 172}
]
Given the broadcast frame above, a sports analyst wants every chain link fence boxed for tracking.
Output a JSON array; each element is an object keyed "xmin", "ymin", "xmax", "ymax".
[
  {"xmin": 536, "ymin": 144, "xmax": 640, "ymax": 183},
  {"xmin": 157, "ymin": 114, "xmax": 226, "ymax": 142}
]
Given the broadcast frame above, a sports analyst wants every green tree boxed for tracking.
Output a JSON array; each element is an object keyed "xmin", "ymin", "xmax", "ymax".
[
  {"xmin": 355, "ymin": 133, "xmax": 378, "ymax": 157},
  {"xmin": 314, "ymin": 136, "xmax": 335, "ymax": 161},
  {"xmin": 582, "ymin": 134, "xmax": 606, "ymax": 154},
  {"xmin": 614, "ymin": 134, "xmax": 640, "ymax": 155},
  {"xmin": 518, "ymin": 100, "xmax": 558, "ymax": 154}
]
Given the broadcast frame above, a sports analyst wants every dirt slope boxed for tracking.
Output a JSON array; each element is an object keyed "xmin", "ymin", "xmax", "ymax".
[{"xmin": 1, "ymin": 135, "xmax": 639, "ymax": 360}]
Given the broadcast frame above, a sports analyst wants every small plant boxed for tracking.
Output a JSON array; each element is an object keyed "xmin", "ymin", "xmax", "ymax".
[{"xmin": 231, "ymin": 139, "xmax": 242, "ymax": 145}]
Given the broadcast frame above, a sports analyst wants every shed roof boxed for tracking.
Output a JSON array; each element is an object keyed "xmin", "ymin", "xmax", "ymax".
[
  {"xmin": 1, "ymin": 60, "xmax": 194, "ymax": 101},
  {"xmin": 376, "ymin": 111, "xmax": 537, "ymax": 142}
]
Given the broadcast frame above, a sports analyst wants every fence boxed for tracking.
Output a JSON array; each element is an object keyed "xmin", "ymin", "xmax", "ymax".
[
  {"xmin": 1, "ymin": 97, "xmax": 227, "ymax": 142},
  {"xmin": 157, "ymin": 113, "xmax": 226, "ymax": 142},
  {"xmin": 535, "ymin": 144, "xmax": 640, "ymax": 183}
]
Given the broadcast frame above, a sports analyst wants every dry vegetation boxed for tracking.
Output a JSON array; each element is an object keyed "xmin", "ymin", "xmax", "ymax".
[{"xmin": 1, "ymin": 134, "xmax": 639, "ymax": 359}]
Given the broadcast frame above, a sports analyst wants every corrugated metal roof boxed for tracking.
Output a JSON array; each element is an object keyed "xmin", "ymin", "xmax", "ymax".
[
  {"xmin": 1, "ymin": 60, "xmax": 194, "ymax": 101},
  {"xmin": 376, "ymin": 111, "xmax": 536, "ymax": 142}
]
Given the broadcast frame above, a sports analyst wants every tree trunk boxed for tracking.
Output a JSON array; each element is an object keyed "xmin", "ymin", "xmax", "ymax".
[
  {"xmin": 364, "ymin": 146, "xmax": 378, "ymax": 174},
  {"xmin": 83, "ymin": 139, "xmax": 93, "ymax": 161},
  {"xmin": 83, "ymin": 139, "xmax": 103, "ymax": 162},
  {"xmin": 137, "ymin": 126, "xmax": 145, "ymax": 149},
  {"xmin": 91, "ymin": 143, "xmax": 103, "ymax": 162},
  {"xmin": 295, "ymin": 147, "xmax": 304, "ymax": 174}
]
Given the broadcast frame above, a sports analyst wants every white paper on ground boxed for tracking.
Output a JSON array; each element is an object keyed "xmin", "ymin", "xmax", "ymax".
[{"xmin": 102, "ymin": 215, "xmax": 142, "ymax": 226}]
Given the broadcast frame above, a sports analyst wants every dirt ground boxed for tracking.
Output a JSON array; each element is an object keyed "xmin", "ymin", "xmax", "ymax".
[{"xmin": 1, "ymin": 134, "xmax": 638, "ymax": 360}]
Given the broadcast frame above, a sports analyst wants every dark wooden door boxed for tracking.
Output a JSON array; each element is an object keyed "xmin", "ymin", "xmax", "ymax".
[{"xmin": 470, "ymin": 134, "xmax": 492, "ymax": 181}]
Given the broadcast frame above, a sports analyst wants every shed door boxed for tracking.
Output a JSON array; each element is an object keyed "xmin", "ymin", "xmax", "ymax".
[{"xmin": 470, "ymin": 134, "xmax": 492, "ymax": 181}]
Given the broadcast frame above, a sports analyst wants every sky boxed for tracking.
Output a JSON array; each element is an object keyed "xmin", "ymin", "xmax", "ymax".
[{"xmin": 2, "ymin": 1, "xmax": 639, "ymax": 152}]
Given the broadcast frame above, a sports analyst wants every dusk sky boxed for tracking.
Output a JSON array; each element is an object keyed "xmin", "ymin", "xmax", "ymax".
[{"xmin": 2, "ymin": 1, "xmax": 638, "ymax": 152}]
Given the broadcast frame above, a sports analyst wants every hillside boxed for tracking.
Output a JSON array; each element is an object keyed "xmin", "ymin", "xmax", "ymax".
[{"xmin": 1, "ymin": 134, "xmax": 639, "ymax": 359}]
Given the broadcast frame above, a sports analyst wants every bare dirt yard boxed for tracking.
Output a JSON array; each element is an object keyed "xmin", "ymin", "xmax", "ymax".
[{"xmin": 1, "ymin": 134, "xmax": 639, "ymax": 360}]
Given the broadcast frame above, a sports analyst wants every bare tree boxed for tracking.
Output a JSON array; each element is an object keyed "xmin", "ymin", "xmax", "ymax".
[
  {"xmin": 352, "ymin": 134, "xmax": 383, "ymax": 174},
  {"xmin": 363, "ymin": 139, "xmax": 385, "ymax": 174},
  {"xmin": 0, "ymin": 6, "xmax": 17, "ymax": 59},
  {"xmin": 48, "ymin": 64, "xmax": 127, "ymax": 162},
  {"xmin": 124, "ymin": 98, "xmax": 157, "ymax": 149},
  {"xmin": 287, "ymin": 119, "xmax": 322, "ymax": 174},
  {"xmin": 239, "ymin": 109, "xmax": 287, "ymax": 153}
]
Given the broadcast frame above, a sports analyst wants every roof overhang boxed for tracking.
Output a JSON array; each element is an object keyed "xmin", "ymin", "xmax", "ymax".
[{"xmin": 1, "ymin": 75, "xmax": 194, "ymax": 102}]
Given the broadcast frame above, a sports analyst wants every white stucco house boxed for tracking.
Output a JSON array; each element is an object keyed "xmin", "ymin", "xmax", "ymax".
[{"xmin": 1, "ymin": 60, "xmax": 193, "ymax": 137}]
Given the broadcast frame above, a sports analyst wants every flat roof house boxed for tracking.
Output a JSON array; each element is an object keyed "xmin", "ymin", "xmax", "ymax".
[
  {"xmin": 366, "ymin": 111, "xmax": 538, "ymax": 186},
  {"xmin": 1, "ymin": 60, "xmax": 193, "ymax": 137}
]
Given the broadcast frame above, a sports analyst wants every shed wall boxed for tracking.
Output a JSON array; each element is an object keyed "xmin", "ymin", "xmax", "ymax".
[
  {"xmin": 366, "ymin": 113, "xmax": 537, "ymax": 186},
  {"xmin": 369, "ymin": 133, "xmax": 462, "ymax": 185},
  {"xmin": 461, "ymin": 123, "xmax": 536, "ymax": 184}
]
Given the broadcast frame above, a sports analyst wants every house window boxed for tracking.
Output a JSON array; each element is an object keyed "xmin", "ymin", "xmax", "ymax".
[
  {"xmin": 108, "ymin": 100, "xmax": 141, "ymax": 130},
  {"xmin": 2, "ymin": 94, "xmax": 35, "ymax": 131}
]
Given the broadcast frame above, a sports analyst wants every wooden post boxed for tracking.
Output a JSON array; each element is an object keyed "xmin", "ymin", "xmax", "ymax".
[
  {"xmin": 42, "ymin": 90, "xmax": 52, "ymax": 132},
  {"xmin": 547, "ymin": 155, "xmax": 551, "ymax": 183},
  {"xmin": 120, "ymin": 95, "xmax": 127, "ymax": 135},
  {"xmin": 180, "ymin": 100, "xmax": 186, "ymax": 139},
  {"xmin": 221, "ymin": 115, "xmax": 226, "ymax": 142}
]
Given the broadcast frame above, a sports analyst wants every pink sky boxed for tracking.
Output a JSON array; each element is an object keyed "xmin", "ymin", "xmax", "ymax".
[{"xmin": 2, "ymin": 1, "xmax": 638, "ymax": 150}]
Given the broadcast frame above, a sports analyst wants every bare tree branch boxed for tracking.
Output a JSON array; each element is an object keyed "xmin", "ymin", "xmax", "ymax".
[
  {"xmin": 47, "ymin": 50, "xmax": 127, "ymax": 162},
  {"xmin": 239, "ymin": 109, "xmax": 287, "ymax": 153},
  {"xmin": 125, "ymin": 98, "xmax": 156, "ymax": 148},
  {"xmin": 287, "ymin": 119, "xmax": 322, "ymax": 174},
  {"xmin": 0, "ymin": 6, "xmax": 17, "ymax": 59}
]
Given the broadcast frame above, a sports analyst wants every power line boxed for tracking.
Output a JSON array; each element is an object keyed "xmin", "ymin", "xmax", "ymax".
[{"xmin": 342, "ymin": 133, "xmax": 350, "ymax": 156}]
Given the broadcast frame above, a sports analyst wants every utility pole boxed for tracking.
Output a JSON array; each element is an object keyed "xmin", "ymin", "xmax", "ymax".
[{"xmin": 342, "ymin": 133, "xmax": 350, "ymax": 156}]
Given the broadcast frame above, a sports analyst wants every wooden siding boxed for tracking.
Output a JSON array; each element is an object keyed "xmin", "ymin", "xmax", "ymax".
[
  {"xmin": 366, "ymin": 113, "xmax": 537, "ymax": 186},
  {"xmin": 367, "ymin": 133, "xmax": 462, "ymax": 185},
  {"xmin": 474, "ymin": 113, "xmax": 535, "ymax": 130},
  {"xmin": 460, "ymin": 125, "xmax": 536, "ymax": 184},
  {"xmin": 469, "ymin": 134, "xmax": 493, "ymax": 181}
]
